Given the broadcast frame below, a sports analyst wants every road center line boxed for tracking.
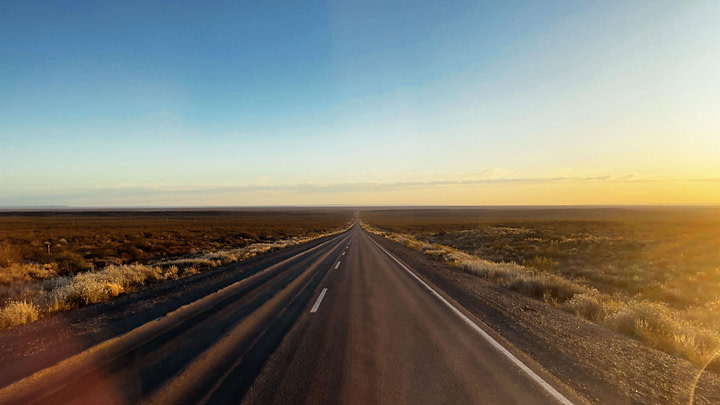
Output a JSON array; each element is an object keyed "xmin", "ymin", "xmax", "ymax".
[
  {"xmin": 310, "ymin": 288, "xmax": 328, "ymax": 313},
  {"xmin": 368, "ymin": 236, "xmax": 575, "ymax": 405},
  {"xmin": 342, "ymin": 252, "xmax": 345, "ymax": 256},
  {"xmin": 334, "ymin": 261, "xmax": 341, "ymax": 269}
]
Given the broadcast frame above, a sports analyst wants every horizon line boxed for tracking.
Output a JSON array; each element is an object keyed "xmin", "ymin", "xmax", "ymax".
[{"xmin": 1, "ymin": 203, "xmax": 720, "ymax": 212}]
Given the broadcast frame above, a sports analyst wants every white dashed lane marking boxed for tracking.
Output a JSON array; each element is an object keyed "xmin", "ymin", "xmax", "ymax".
[{"xmin": 310, "ymin": 288, "xmax": 328, "ymax": 313}]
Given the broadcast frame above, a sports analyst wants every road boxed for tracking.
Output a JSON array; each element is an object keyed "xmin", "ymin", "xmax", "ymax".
[{"xmin": 0, "ymin": 224, "xmax": 577, "ymax": 405}]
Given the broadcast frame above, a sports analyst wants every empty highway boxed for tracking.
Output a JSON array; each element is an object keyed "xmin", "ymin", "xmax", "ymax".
[{"xmin": 0, "ymin": 224, "xmax": 579, "ymax": 404}]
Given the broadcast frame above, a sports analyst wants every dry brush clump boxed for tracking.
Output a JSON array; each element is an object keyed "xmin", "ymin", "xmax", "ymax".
[
  {"xmin": 0, "ymin": 300, "xmax": 39, "ymax": 329},
  {"xmin": 0, "ymin": 262, "xmax": 57, "ymax": 285},
  {"xmin": 458, "ymin": 257, "xmax": 590, "ymax": 304},
  {"xmin": 362, "ymin": 221, "xmax": 720, "ymax": 370},
  {"xmin": 153, "ymin": 237, "xmax": 311, "ymax": 270},
  {"xmin": 44, "ymin": 263, "xmax": 171, "ymax": 310},
  {"xmin": 561, "ymin": 293, "xmax": 720, "ymax": 366},
  {"xmin": 363, "ymin": 222, "xmax": 590, "ymax": 305},
  {"xmin": 0, "ymin": 263, "xmax": 181, "ymax": 326}
]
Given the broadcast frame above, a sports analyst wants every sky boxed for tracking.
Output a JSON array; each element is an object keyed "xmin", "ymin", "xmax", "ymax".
[{"xmin": 1, "ymin": 0, "xmax": 719, "ymax": 206}]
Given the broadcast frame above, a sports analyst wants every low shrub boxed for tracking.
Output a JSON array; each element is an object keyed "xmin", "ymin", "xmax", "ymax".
[
  {"xmin": 522, "ymin": 256, "xmax": 559, "ymax": 274},
  {"xmin": 607, "ymin": 300, "xmax": 720, "ymax": 366},
  {"xmin": 0, "ymin": 300, "xmax": 39, "ymax": 329},
  {"xmin": 507, "ymin": 272, "xmax": 588, "ymax": 303},
  {"xmin": 50, "ymin": 252, "xmax": 93, "ymax": 276},
  {"xmin": 562, "ymin": 292, "xmax": 604, "ymax": 321},
  {"xmin": 0, "ymin": 242, "xmax": 23, "ymax": 267},
  {"xmin": 0, "ymin": 263, "xmax": 56, "ymax": 285}
]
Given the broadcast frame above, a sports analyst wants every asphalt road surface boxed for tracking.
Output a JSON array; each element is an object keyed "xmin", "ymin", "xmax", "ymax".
[{"xmin": 0, "ymin": 224, "xmax": 577, "ymax": 405}]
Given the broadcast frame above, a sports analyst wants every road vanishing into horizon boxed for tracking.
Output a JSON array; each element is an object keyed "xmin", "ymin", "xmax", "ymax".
[{"xmin": 0, "ymin": 224, "xmax": 577, "ymax": 405}]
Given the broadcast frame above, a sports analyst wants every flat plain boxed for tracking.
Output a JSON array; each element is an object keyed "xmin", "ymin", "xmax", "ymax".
[{"xmin": 0, "ymin": 209, "xmax": 354, "ymax": 274}]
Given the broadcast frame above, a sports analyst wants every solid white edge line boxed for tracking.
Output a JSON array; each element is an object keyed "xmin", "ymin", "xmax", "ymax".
[
  {"xmin": 368, "ymin": 236, "xmax": 575, "ymax": 405},
  {"xmin": 310, "ymin": 288, "xmax": 328, "ymax": 313},
  {"xmin": 335, "ymin": 261, "xmax": 341, "ymax": 269}
]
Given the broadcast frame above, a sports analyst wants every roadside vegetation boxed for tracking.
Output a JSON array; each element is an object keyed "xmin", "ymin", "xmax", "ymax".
[
  {"xmin": 0, "ymin": 210, "xmax": 353, "ymax": 329},
  {"xmin": 361, "ymin": 207, "xmax": 720, "ymax": 372}
]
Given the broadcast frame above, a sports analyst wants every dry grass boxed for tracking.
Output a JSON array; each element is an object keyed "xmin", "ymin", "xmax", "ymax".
[
  {"xmin": 362, "ymin": 207, "xmax": 720, "ymax": 309},
  {"xmin": 0, "ymin": 263, "xmax": 185, "ymax": 327},
  {"xmin": 365, "ymin": 223, "xmax": 592, "ymax": 305},
  {"xmin": 362, "ymin": 219, "xmax": 720, "ymax": 371},
  {"xmin": 0, "ymin": 300, "xmax": 39, "ymax": 329},
  {"xmin": 154, "ymin": 237, "xmax": 311, "ymax": 270},
  {"xmin": 0, "ymin": 262, "xmax": 57, "ymax": 285},
  {"xmin": 0, "ymin": 209, "xmax": 354, "ymax": 275}
]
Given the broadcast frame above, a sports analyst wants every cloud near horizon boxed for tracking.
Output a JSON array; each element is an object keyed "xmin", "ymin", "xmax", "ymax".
[{"xmin": 3, "ymin": 174, "xmax": 712, "ymax": 207}]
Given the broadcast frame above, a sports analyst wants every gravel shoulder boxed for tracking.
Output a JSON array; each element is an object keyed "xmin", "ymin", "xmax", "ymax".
[{"xmin": 370, "ymin": 233, "xmax": 720, "ymax": 405}]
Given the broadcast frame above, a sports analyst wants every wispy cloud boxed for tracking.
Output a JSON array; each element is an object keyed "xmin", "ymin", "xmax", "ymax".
[
  {"xmin": 0, "ymin": 173, "xmax": 650, "ymax": 206},
  {"xmin": 270, "ymin": 175, "xmax": 645, "ymax": 193}
]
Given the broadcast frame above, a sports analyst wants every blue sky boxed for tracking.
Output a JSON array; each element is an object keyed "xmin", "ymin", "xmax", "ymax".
[{"xmin": 1, "ymin": 0, "xmax": 719, "ymax": 206}]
